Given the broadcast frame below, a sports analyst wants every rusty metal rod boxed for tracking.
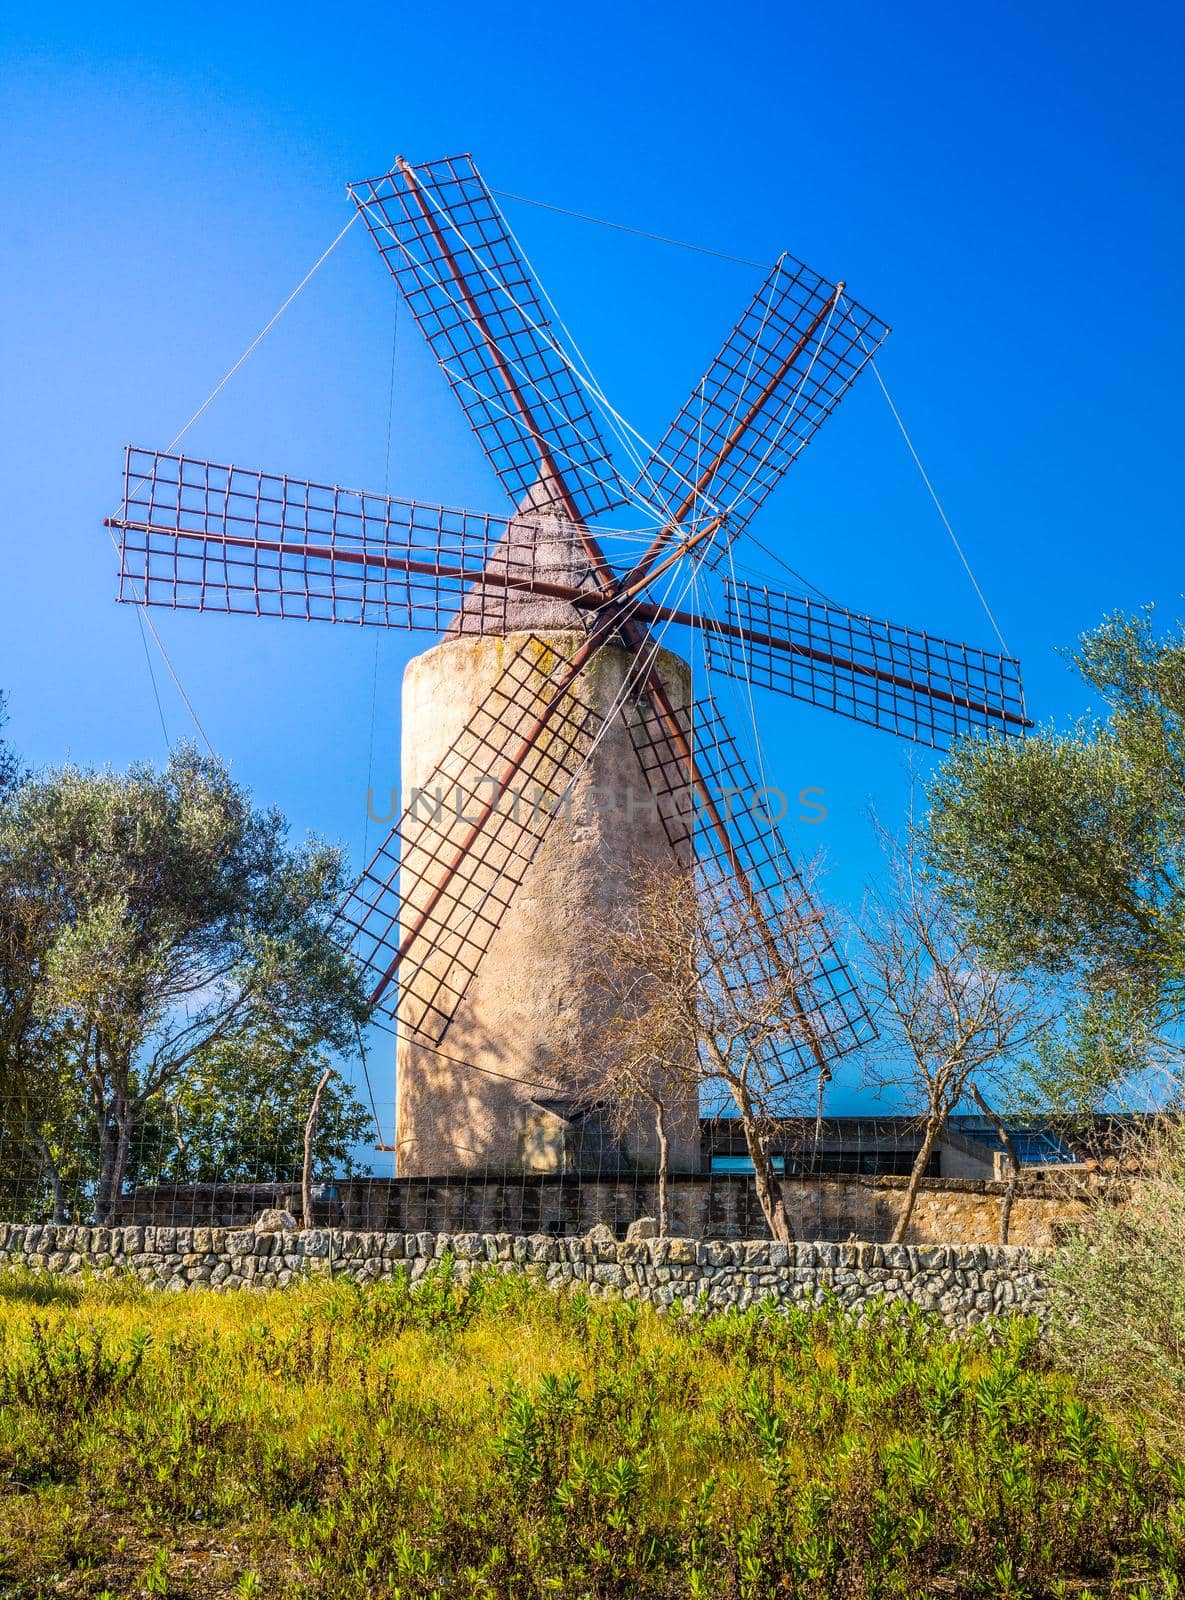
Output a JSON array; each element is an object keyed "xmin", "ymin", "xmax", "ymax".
[{"xmin": 104, "ymin": 519, "xmax": 596, "ymax": 605}]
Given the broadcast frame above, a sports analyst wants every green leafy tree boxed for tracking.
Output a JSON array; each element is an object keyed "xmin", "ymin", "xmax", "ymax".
[
  {"xmin": 927, "ymin": 610, "xmax": 1185, "ymax": 1102},
  {"xmin": 134, "ymin": 1025, "xmax": 375, "ymax": 1186},
  {"xmin": 0, "ymin": 692, "xmax": 18, "ymax": 798},
  {"xmin": 0, "ymin": 694, "xmax": 74, "ymax": 1220},
  {"xmin": 930, "ymin": 614, "xmax": 1185, "ymax": 1409},
  {"xmin": 0, "ymin": 744, "xmax": 370, "ymax": 1222}
]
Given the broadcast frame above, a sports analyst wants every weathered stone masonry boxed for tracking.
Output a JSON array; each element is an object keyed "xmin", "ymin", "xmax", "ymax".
[{"xmin": 0, "ymin": 1223, "xmax": 1047, "ymax": 1328}]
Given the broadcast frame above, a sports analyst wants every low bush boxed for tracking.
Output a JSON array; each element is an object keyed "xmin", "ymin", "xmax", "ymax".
[{"xmin": 1047, "ymin": 1111, "xmax": 1185, "ymax": 1454}]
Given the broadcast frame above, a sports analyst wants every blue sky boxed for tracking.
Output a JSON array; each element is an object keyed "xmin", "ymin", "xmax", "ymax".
[{"xmin": 2, "ymin": 0, "xmax": 1182, "ymax": 1140}]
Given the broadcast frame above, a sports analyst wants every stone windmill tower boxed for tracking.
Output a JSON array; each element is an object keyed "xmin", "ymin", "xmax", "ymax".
[{"xmin": 106, "ymin": 153, "xmax": 1029, "ymax": 1179}]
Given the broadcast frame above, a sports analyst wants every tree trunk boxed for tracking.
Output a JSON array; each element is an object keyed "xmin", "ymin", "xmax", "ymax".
[
  {"xmin": 998, "ymin": 1165, "xmax": 1018, "ymax": 1246},
  {"xmin": 93, "ymin": 1091, "xmax": 132, "ymax": 1226},
  {"xmin": 891, "ymin": 1115, "xmax": 942, "ymax": 1244},
  {"xmin": 302, "ymin": 1067, "xmax": 334, "ymax": 1230},
  {"xmin": 654, "ymin": 1101, "xmax": 670, "ymax": 1238},
  {"xmin": 969, "ymin": 1086, "xmax": 1021, "ymax": 1245},
  {"xmin": 27, "ymin": 1131, "xmax": 65, "ymax": 1224},
  {"xmin": 737, "ymin": 1099, "xmax": 793, "ymax": 1243},
  {"xmin": 812, "ymin": 1066, "xmax": 828, "ymax": 1171}
]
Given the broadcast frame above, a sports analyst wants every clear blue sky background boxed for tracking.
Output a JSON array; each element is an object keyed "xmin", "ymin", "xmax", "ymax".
[{"xmin": 2, "ymin": 0, "xmax": 1182, "ymax": 1144}]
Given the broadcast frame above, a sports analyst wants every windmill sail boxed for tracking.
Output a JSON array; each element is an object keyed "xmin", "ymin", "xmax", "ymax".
[
  {"xmin": 633, "ymin": 258, "xmax": 888, "ymax": 553},
  {"xmin": 348, "ymin": 155, "xmax": 626, "ymax": 523},
  {"xmin": 626, "ymin": 691, "xmax": 873, "ymax": 1088},
  {"xmin": 706, "ymin": 579, "xmax": 1028, "ymax": 747},
  {"xmin": 109, "ymin": 447, "xmax": 596, "ymax": 634}
]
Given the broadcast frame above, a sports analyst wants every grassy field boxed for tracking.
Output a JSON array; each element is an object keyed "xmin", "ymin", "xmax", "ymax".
[{"xmin": 0, "ymin": 1263, "xmax": 1182, "ymax": 1599}]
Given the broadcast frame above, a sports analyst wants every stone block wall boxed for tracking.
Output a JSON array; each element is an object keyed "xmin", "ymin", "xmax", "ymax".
[
  {"xmin": 111, "ymin": 1171, "xmax": 1099, "ymax": 1248},
  {"xmin": 0, "ymin": 1222, "xmax": 1047, "ymax": 1330}
]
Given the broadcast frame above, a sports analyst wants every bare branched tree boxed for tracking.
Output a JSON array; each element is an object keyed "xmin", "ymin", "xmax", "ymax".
[
  {"xmin": 579, "ymin": 856, "xmax": 842, "ymax": 1243},
  {"xmin": 302, "ymin": 1066, "xmax": 334, "ymax": 1231},
  {"xmin": 858, "ymin": 824, "xmax": 1050, "ymax": 1243},
  {"xmin": 576, "ymin": 879, "xmax": 692, "ymax": 1236}
]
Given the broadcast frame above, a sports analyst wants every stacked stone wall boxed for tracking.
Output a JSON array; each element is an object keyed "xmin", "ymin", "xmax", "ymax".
[{"xmin": 0, "ymin": 1222, "xmax": 1047, "ymax": 1329}]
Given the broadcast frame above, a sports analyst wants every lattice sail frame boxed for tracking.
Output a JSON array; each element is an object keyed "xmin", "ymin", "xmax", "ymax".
[
  {"xmin": 706, "ymin": 579, "xmax": 1027, "ymax": 747},
  {"xmin": 626, "ymin": 692, "xmax": 873, "ymax": 1094},
  {"xmin": 348, "ymin": 155, "xmax": 626, "ymax": 523},
  {"xmin": 634, "ymin": 257, "xmax": 889, "ymax": 552},
  {"xmin": 337, "ymin": 635, "xmax": 604, "ymax": 1041},
  {"xmin": 113, "ymin": 448, "xmax": 601, "ymax": 635}
]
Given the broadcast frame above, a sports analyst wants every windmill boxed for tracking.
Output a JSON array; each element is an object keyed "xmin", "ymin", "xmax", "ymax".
[{"xmin": 106, "ymin": 153, "xmax": 1028, "ymax": 1179}]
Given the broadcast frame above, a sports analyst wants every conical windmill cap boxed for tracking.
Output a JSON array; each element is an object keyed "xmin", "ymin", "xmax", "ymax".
[{"xmin": 446, "ymin": 471, "xmax": 601, "ymax": 636}]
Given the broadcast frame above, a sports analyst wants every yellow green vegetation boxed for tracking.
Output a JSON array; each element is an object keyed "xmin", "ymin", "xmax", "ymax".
[{"xmin": 0, "ymin": 1266, "xmax": 1182, "ymax": 1599}]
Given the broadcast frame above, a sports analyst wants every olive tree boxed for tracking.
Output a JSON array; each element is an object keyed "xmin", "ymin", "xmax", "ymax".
[
  {"xmin": 0, "ymin": 694, "xmax": 73, "ymax": 1218},
  {"xmin": 927, "ymin": 610, "xmax": 1185, "ymax": 1106},
  {"xmin": 134, "ymin": 1024, "xmax": 375, "ymax": 1189},
  {"xmin": 926, "ymin": 612, "xmax": 1185, "ymax": 1391},
  {"xmin": 0, "ymin": 745, "xmax": 371, "ymax": 1222}
]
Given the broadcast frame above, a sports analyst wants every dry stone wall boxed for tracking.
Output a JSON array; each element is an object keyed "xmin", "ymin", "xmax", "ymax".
[{"xmin": 0, "ymin": 1222, "xmax": 1047, "ymax": 1329}]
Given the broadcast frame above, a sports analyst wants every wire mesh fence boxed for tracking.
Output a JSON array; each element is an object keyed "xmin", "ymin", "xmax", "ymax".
[{"xmin": 0, "ymin": 1042, "xmax": 1111, "ymax": 1241}]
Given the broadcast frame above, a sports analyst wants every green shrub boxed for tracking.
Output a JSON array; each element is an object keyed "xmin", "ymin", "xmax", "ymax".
[{"xmin": 1047, "ymin": 1111, "xmax": 1185, "ymax": 1451}]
